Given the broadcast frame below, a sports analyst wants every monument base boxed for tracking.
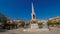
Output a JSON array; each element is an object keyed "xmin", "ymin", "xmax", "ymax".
[
  {"xmin": 23, "ymin": 24, "xmax": 49, "ymax": 32},
  {"xmin": 31, "ymin": 24, "xmax": 39, "ymax": 29},
  {"xmin": 23, "ymin": 28, "xmax": 49, "ymax": 32}
]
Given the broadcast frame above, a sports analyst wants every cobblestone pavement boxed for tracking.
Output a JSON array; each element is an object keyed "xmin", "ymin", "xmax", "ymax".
[{"xmin": 0, "ymin": 27, "xmax": 60, "ymax": 34}]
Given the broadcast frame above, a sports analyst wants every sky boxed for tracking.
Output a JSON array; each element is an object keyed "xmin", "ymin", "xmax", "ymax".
[{"xmin": 0, "ymin": 0, "xmax": 60, "ymax": 20}]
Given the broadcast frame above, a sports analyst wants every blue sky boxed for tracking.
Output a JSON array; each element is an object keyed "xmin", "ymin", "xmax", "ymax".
[{"xmin": 0, "ymin": 0, "xmax": 60, "ymax": 20}]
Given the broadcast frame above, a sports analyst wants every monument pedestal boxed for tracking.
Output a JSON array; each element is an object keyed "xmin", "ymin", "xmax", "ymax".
[
  {"xmin": 31, "ymin": 24, "xmax": 39, "ymax": 29},
  {"xmin": 23, "ymin": 28, "xmax": 49, "ymax": 32},
  {"xmin": 23, "ymin": 23, "xmax": 49, "ymax": 31}
]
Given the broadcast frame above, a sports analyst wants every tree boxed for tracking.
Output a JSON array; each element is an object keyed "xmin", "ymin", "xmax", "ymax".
[
  {"xmin": 0, "ymin": 13, "xmax": 8, "ymax": 29},
  {"xmin": 19, "ymin": 20, "xmax": 25, "ymax": 27},
  {"xmin": 0, "ymin": 13, "xmax": 7, "ymax": 23},
  {"xmin": 47, "ymin": 19, "xmax": 57, "ymax": 27}
]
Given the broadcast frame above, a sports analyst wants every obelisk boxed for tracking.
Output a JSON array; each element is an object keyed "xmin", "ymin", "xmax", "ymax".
[
  {"xmin": 31, "ymin": 2, "xmax": 38, "ymax": 29},
  {"xmin": 31, "ymin": 2, "xmax": 36, "ymax": 24}
]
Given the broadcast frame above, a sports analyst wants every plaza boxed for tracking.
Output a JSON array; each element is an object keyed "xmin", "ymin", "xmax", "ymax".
[
  {"xmin": 0, "ymin": 27, "xmax": 60, "ymax": 34},
  {"xmin": 0, "ymin": 0, "xmax": 60, "ymax": 34}
]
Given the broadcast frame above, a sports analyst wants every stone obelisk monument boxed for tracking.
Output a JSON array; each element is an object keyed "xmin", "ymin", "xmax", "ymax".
[
  {"xmin": 31, "ymin": 2, "xmax": 36, "ymax": 23},
  {"xmin": 31, "ymin": 2, "xmax": 39, "ymax": 29},
  {"xmin": 23, "ymin": 2, "xmax": 49, "ymax": 31}
]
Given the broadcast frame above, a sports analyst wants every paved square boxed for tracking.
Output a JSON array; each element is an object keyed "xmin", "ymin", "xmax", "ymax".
[{"xmin": 0, "ymin": 27, "xmax": 60, "ymax": 34}]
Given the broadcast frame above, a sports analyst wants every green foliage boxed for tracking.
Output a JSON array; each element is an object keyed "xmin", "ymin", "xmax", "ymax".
[
  {"xmin": 38, "ymin": 23, "xmax": 43, "ymax": 25},
  {"xmin": 19, "ymin": 20, "xmax": 25, "ymax": 27},
  {"xmin": 47, "ymin": 20, "xmax": 59, "ymax": 27},
  {"xmin": 0, "ymin": 13, "xmax": 7, "ymax": 23}
]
